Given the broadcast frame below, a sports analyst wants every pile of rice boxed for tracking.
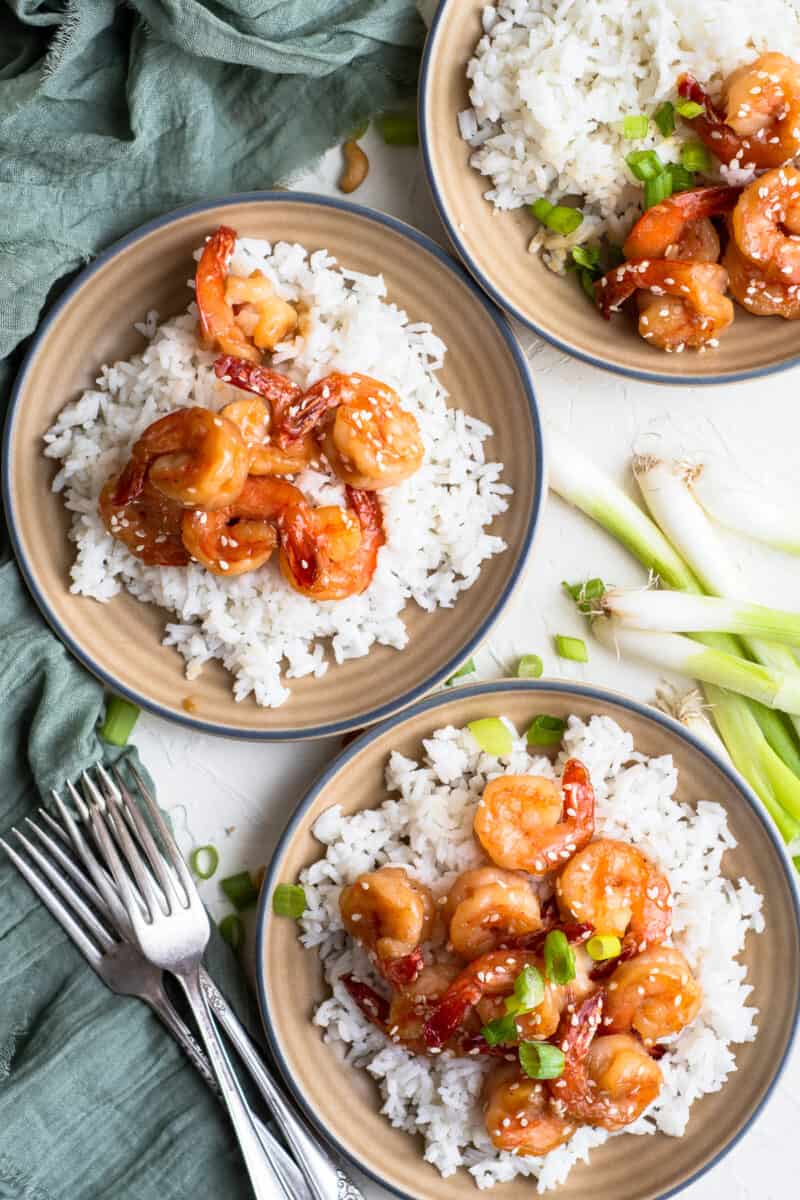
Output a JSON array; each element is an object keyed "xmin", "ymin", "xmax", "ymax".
[
  {"xmin": 44, "ymin": 238, "xmax": 510, "ymax": 708},
  {"xmin": 299, "ymin": 713, "xmax": 763, "ymax": 1192},
  {"xmin": 460, "ymin": 0, "xmax": 800, "ymax": 270}
]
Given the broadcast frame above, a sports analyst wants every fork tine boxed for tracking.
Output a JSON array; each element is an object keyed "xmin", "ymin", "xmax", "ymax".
[
  {"xmin": 25, "ymin": 818, "xmax": 108, "ymax": 916},
  {"xmin": 88, "ymin": 801, "xmax": 154, "ymax": 930},
  {"xmin": 53, "ymin": 785, "xmax": 136, "ymax": 934},
  {"xmin": 96, "ymin": 765, "xmax": 185, "ymax": 911},
  {"xmin": 11, "ymin": 827, "xmax": 115, "ymax": 949},
  {"xmin": 0, "ymin": 836, "xmax": 103, "ymax": 967},
  {"xmin": 124, "ymin": 762, "xmax": 197, "ymax": 903}
]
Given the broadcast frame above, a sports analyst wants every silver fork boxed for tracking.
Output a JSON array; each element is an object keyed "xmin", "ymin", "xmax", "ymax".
[
  {"xmin": 74, "ymin": 770, "xmax": 294, "ymax": 1200},
  {"xmin": 49, "ymin": 766, "xmax": 365, "ymax": 1200},
  {"xmin": 81, "ymin": 766, "xmax": 366, "ymax": 1200},
  {"xmin": 0, "ymin": 820, "xmax": 307, "ymax": 1200}
]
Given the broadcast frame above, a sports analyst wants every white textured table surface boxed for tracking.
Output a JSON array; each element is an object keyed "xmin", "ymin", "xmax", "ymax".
[{"xmin": 136, "ymin": 136, "xmax": 800, "ymax": 1199}]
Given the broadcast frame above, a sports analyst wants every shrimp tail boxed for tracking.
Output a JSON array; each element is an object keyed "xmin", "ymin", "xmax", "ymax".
[
  {"xmin": 277, "ymin": 504, "xmax": 320, "ymax": 589},
  {"xmin": 347, "ymin": 487, "xmax": 386, "ymax": 553},
  {"xmin": 557, "ymin": 990, "xmax": 605, "ymax": 1062},
  {"xmin": 383, "ymin": 948, "xmax": 425, "ymax": 988},
  {"xmin": 423, "ymin": 977, "xmax": 482, "ymax": 1049},
  {"xmin": 677, "ymin": 75, "xmax": 747, "ymax": 166},
  {"xmin": 272, "ymin": 373, "xmax": 341, "ymax": 443},
  {"xmin": 112, "ymin": 456, "xmax": 147, "ymax": 506},
  {"xmin": 341, "ymin": 974, "xmax": 390, "ymax": 1030},
  {"xmin": 503, "ymin": 921, "xmax": 593, "ymax": 954},
  {"xmin": 196, "ymin": 227, "xmax": 236, "ymax": 345},
  {"xmin": 213, "ymin": 355, "xmax": 303, "ymax": 448}
]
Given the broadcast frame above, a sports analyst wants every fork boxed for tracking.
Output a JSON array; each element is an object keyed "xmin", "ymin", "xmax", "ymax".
[
  {"xmin": 0, "ymin": 819, "xmax": 307, "ymax": 1200},
  {"xmin": 45, "ymin": 767, "xmax": 365, "ymax": 1200}
]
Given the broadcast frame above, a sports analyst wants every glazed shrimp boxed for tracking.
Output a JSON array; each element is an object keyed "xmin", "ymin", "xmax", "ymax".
[
  {"xmin": 474, "ymin": 758, "xmax": 595, "ymax": 875},
  {"xmin": 597, "ymin": 261, "xmax": 734, "ymax": 350},
  {"xmin": 679, "ymin": 54, "xmax": 800, "ymax": 171},
  {"xmin": 223, "ymin": 269, "xmax": 298, "ymax": 352},
  {"xmin": 731, "ymin": 166, "xmax": 800, "ymax": 284},
  {"xmin": 112, "ymin": 408, "xmax": 250, "ymax": 510},
  {"xmin": 339, "ymin": 867, "xmax": 437, "ymax": 987},
  {"xmin": 556, "ymin": 838, "xmax": 672, "ymax": 959},
  {"xmin": 220, "ymin": 397, "xmax": 318, "ymax": 476},
  {"xmin": 277, "ymin": 372, "xmax": 424, "ymax": 491},
  {"xmin": 635, "ymin": 212, "xmax": 723, "ymax": 346},
  {"xmin": 484, "ymin": 1065, "xmax": 578, "ymax": 1156},
  {"xmin": 195, "ymin": 227, "xmax": 260, "ymax": 362},
  {"xmin": 99, "ymin": 477, "xmax": 189, "ymax": 566},
  {"xmin": 423, "ymin": 949, "xmax": 567, "ymax": 1048},
  {"xmin": 181, "ymin": 477, "xmax": 317, "ymax": 579},
  {"xmin": 622, "ymin": 186, "xmax": 739, "ymax": 261},
  {"xmin": 723, "ymin": 238, "xmax": 800, "ymax": 318},
  {"xmin": 553, "ymin": 993, "xmax": 663, "ymax": 1131},
  {"xmin": 603, "ymin": 947, "xmax": 702, "ymax": 1044},
  {"xmin": 441, "ymin": 867, "xmax": 543, "ymax": 960},
  {"xmin": 280, "ymin": 486, "xmax": 384, "ymax": 601}
]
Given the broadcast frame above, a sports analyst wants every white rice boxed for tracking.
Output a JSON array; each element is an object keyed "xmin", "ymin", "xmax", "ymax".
[
  {"xmin": 461, "ymin": 0, "xmax": 800, "ymax": 270},
  {"xmin": 44, "ymin": 239, "xmax": 510, "ymax": 708},
  {"xmin": 299, "ymin": 713, "xmax": 763, "ymax": 1192}
]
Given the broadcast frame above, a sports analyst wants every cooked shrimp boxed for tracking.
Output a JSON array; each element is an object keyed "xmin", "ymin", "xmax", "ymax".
[
  {"xmin": 556, "ymin": 838, "xmax": 672, "ymax": 959},
  {"xmin": 731, "ymin": 166, "xmax": 800, "ymax": 284},
  {"xmin": 272, "ymin": 372, "xmax": 424, "ymax": 490},
  {"xmin": 679, "ymin": 54, "xmax": 800, "ymax": 171},
  {"xmin": 424, "ymin": 949, "xmax": 567, "ymax": 1048},
  {"xmin": 339, "ymin": 867, "xmax": 436, "ymax": 987},
  {"xmin": 622, "ymin": 187, "xmax": 739, "ymax": 261},
  {"xmin": 195, "ymin": 227, "xmax": 260, "ymax": 362},
  {"xmin": 597, "ymin": 260, "xmax": 734, "ymax": 350},
  {"xmin": 224, "ymin": 269, "xmax": 298, "ymax": 352},
  {"xmin": 474, "ymin": 759, "xmax": 595, "ymax": 875},
  {"xmin": 180, "ymin": 476, "xmax": 316, "ymax": 578},
  {"xmin": 112, "ymin": 408, "xmax": 250, "ymax": 510},
  {"xmin": 442, "ymin": 867, "xmax": 542, "ymax": 960},
  {"xmin": 723, "ymin": 238, "xmax": 800, "ymax": 317},
  {"xmin": 221, "ymin": 397, "xmax": 317, "ymax": 476},
  {"xmin": 99, "ymin": 477, "xmax": 189, "ymax": 566},
  {"xmin": 603, "ymin": 947, "xmax": 702, "ymax": 1044},
  {"xmin": 635, "ymin": 213, "xmax": 724, "ymax": 346},
  {"xmin": 280, "ymin": 486, "xmax": 384, "ymax": 601},
  {"xmin": 484, "ymin": 1065, "xmax": 578, "ymax": 1156},
  {"xmin": 553, "ymin": 994, "xmax": 663, "ymax": 1131}
]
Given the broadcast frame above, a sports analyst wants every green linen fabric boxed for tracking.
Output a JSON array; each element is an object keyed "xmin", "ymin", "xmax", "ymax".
[{"xmin": 0, "ymin": 0, "xmax": 423, "ymax": 1194}]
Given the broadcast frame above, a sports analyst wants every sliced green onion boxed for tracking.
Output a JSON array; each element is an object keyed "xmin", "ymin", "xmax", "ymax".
[
  {"xmin": 644, "ymin": 171, "xmax": 673, "ymax": 209},
  {"xmin": 481, "ymin": 1013, "xmax": 519, "ymax": 1046},
  {"xmin": 99, "ymin": 696, "xmax": 140, "ymax": 746},
  {"xmin": 272, "ymin": 883, "xmax": 307, "ymax": 919},
  {"xmin": 379, "ymin": 112, "xmax": 418, "ymax": 145},
  {"xmin": 219, "ymin": 913, "xmax": 244, "ymax": 952},
  {"xmin": 626, "ymin": 150, "xmax": 664, "ymax": 182},
  {"xmin": 447, "ymin": 658, "xmax": 476, "ymax": 686},
  {"xmin": 586, "ymin": 934, "xmax": 623, "ymax": 962},
  {"xmin": 579, "ymin": 269, "xmax": 597, "ymax": 301},
  {"xmin": 526, "ymin": 714, "xmax": 566, "ymax": 747},
  {"xmin": 654, "ymin": 101, "xmax": 676, "ymax": 137},
  {"xmin": 190, "ymin": 845, "xmax": 219, "ymax": 880},
  {"xmin": 349, "ymin": 118, "xmax": 370, "ymax": 140},
  {"xmin": 563, "ymin": 577, "xmax": 606, "ymax": 613},
  {"xmin": 221, "ymin": 870, "xmax": 259, "ymax": 912},
  {"xmin": 506, "ymin": 964, "xmax": 545, "ymax": 1013},
  {"xmin": 681, "ymin": 141, "xmax": 712, "ymax": 173},
  {"xmin": 532, "ymin": 200, "xmax": 583, "ymax": 235},
  {"xmin": 554, "ymin": 635, "xmax": 589, "ymax": 663},
  {"xmin": 571, "ymin": 245, "xmax": 601, "ymax": 271},
  {"xmin": 676, "ymin": 99, "xmax": 705, "ymax": 119},
  {"xmin": 544, "ymin": 930, "xmax": 576, "ymax": 984},
  {"xmin": 517, "ymin": 654, "xmax": 544, "ymax": 680},
  {"xmin": 623, "ymin": 114, "xmax": 649, "ymax": 140},
  {"xmin": 468, "ymin": 717, "xmax": 513, "ymax": 757},
  {"xmin": 519, "ymin": 1041, "xmax": 565, "ymax": 1080},
  {"xmin": 666, "ymin": 162, "xmax": 695, "ymax": 193}
]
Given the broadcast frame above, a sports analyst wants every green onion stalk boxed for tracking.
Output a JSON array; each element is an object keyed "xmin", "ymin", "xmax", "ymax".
[{"xmin": 547, "ymin": 432, "xmax": 800, "ymax": 865}]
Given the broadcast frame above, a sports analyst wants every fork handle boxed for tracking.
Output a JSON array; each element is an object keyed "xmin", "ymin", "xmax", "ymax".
[
  {"xmin": 200, "ymin": 971, "xmax": 365, "ymax": 1200},
  {"xmin": 178, "ymin": 969, "xmax": 294, "ymax": 1200},
  {"xmin": 144, "ymin": 991, "xmax": 310, "ymax": 1200}
]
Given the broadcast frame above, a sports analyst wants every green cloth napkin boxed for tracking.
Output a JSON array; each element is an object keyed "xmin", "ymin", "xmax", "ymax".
[{"xmin": 0, "ymin": 1, "xmax": 424, "ymax": 1194}]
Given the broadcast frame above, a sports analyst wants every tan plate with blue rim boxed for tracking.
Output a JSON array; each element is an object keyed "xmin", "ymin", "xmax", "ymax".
[
  {"xmin": 257, "ymin": 680, "xmax": 800, "ymax": 1200},
  {"xmin": 419, "ymin": 0, "xmax": 800, "ymax": 385},
  {"xmin": 3, "ymin": 193, "xmax": 543, "ymax": 739}
]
